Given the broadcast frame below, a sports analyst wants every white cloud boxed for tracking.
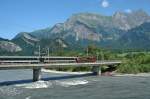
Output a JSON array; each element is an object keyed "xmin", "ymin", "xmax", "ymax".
[
  {"xmin": 125, "ymin": 9, "xmax": 132, "ymax": 13},
  {"xmin": 101, "ymin": 0, "xmax": 109, "ymax": 8}
]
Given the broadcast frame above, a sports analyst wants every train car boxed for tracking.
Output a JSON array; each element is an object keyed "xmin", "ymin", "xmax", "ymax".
[{"xmin": 76, "ymin": 56, "xmax": 96, "ymax": 63}]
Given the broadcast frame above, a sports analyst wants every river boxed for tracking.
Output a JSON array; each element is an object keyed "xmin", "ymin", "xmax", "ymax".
[{"xmin": 0, "ymin": 69, "xmax": 150, "ymax": 99}]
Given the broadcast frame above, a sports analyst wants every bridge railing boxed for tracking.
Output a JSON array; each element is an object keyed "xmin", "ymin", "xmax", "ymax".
[{"xmin": 0, "ymin": 56, "xmax": 78, "ymax": 64}]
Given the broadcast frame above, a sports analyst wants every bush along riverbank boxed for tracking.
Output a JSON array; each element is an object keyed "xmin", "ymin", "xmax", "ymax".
[{"xmin": 117, "ymin": 52, "xmax": 150, "ymax": 74}]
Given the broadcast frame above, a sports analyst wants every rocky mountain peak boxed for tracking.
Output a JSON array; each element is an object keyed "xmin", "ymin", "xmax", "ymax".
[
  {"xmin": 27, "ymin": 10, "xmax": 150, "ymax": 44},
  {"xmin": 50, "ymin": 23, "xmax": 64, "ymax": 34},
  {"xmin": 14, "ymin": 32, "xmax": 39, "ymax": 42},
  {"xmin": 0, "ymin": 38, "xmax": 22, "ymax": 53},
  {"xmin": 13, "ymin": 32, "xmax": 39, "ymax": 46},
  {"xmin": 132, "ymin": 9, "xmax": 149, "ymax": 16},
  {"xmin": 113, "ymin": 11, "xmax": 126, "ymax": 18},
  {"xmin": 112, "ymin": 10, "xmax": 150, "ymax": 30}
]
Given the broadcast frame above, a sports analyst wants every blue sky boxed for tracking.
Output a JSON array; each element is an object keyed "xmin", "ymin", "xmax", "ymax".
[{"xmin": 0, "ymin": 0, "xmax": 150, "ymax": 39}]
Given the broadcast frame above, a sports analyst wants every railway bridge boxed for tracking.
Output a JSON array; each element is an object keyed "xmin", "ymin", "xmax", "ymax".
[{"xmin": 0, "ymin": 56, "xmax": 122, "ymax": 82}]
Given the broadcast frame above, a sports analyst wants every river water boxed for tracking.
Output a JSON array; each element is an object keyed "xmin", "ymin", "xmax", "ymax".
[{"xmin": 0, "ymin": 70, "xmax": 150, "ymax": 99}]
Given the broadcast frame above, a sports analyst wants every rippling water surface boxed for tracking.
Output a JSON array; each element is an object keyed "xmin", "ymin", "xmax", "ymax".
[{"xmin": 0, "ymin": 70, "xmax": 150, "ymax": 99}]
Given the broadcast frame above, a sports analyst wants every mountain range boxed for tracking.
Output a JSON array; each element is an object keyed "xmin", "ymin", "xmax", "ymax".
[{"xmin": 1, "ymin": 9, "xmax": 150, "ymax": 55}]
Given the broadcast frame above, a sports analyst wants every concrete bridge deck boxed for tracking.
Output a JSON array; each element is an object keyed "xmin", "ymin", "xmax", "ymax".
[{"xmin": 0, "ymin": 61, "xmax": 121, "ymax": 70}]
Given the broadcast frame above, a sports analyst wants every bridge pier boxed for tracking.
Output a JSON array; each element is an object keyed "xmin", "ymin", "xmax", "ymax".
[
  {"xmin": 107, "ymin": 65, "xmax": 116, "ymax": 72},
  {"xmin": 33, "ymin": 68, "xmax": 42, "ymax": 82},
  {"xmin": 92, "ymin": 66, "xmax": 101, "ymax": 75}
]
